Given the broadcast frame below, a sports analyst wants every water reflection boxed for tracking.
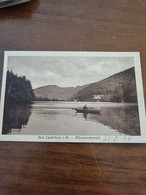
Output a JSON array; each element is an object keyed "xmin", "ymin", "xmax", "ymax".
[
  {"xmin": 2, "ymin": 103, "xmax": 31, "ymax": 134},
  {"xmin": 2, "ymin": 101, "xmax": 141, "ymax": 136},
  {"xmin": 83, "ymin": 105, "xmax": 140, "ymax": 135}
]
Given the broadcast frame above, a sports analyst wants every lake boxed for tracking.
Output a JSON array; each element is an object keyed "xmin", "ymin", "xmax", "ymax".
[{"xmin": 2, "ymin": 101, "xmax": 140, "ymax": 136}]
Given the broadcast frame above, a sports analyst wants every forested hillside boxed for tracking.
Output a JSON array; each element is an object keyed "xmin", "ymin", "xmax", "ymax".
[
  {"xmin": 33, "ymin": 67, "xmax": 138, "ymax": 103},
  {"xmin": 70, "ymin": 67, "xmax": 137, "ymax": 102},
  {"xmin": 34, "ymin": 85, "xmax": 87, "ymax": 101},
  {"xmin": 5, "ymin": 71, "xmax": 35, "ymax": 105}
]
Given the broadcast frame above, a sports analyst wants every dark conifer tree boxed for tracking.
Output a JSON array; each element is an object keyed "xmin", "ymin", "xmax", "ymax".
[{"xmin": 5, "ymin": 71, "xmax": 35, "ymax": 105}]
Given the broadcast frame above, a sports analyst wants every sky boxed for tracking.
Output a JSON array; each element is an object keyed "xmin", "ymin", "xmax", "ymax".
[{"xmin": 7, "ymin": 55, "xmax": 134, "ymax": 89}]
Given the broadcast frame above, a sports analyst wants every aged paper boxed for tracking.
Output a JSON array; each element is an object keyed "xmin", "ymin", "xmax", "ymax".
[{"xmin": 0, "ymin": 51, "xmax": 145, "ymax": 142}]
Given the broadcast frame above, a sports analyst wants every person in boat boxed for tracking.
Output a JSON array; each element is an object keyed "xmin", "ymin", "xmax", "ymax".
[{"xmin": 83, "ymin": 105, "xmax": 88, "ymax": 110}]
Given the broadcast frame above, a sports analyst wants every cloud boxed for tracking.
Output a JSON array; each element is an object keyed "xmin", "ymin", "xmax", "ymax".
[{"xmin": 8, "ymin": 56, "xmax": 134, "ymax": 88}]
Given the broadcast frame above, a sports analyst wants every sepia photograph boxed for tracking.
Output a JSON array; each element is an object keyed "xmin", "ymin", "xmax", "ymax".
[{"xmin": 0, "ymin": 51, "xmax": 145, "ymax": 142}]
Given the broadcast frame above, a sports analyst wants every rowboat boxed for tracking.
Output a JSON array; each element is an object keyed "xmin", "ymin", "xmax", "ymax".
[{"xmin": 74, "ymin": 108, "xmax": 101, "ymax": 114}]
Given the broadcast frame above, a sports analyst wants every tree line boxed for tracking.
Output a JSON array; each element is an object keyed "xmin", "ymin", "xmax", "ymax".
[
  {"xmin": 5, "ymin": 70, "xmax": 35, "ymax": 105},
  {"xmin": 71, "ymin": 67, "xmax": 138, "ymax": 103}
]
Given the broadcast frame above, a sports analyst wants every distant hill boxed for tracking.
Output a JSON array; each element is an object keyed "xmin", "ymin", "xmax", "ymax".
[
  {"xmin": 34, "ymin": 67, "xmax": 138, "ymax": 102},
  {"xmin": 34, "ymin": 85, "xmax": 87, "ymax": 101},
  {"xmin": 70, "ymin": 67, "xmax": 137, "ymax": 102}
]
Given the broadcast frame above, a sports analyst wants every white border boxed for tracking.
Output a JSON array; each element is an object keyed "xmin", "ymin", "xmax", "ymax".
[{"xmin": 0, "ymin": 51, "xmax": 146, "ymax": 143}]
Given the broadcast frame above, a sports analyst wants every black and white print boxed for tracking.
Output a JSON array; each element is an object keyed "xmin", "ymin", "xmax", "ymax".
[{"xmin": 0, "ymin": 51, "xmax": 145, "ymax": 143}]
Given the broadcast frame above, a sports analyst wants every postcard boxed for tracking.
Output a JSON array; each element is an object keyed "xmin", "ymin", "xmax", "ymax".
[{"xmin": 0, "ymin": 51, "xmax": 145, "ymax": 143}]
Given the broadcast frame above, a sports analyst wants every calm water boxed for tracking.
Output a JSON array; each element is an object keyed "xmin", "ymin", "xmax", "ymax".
[{"xmin": 3, "ymin": 101, "xmax": 140, "ymax": 136}]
